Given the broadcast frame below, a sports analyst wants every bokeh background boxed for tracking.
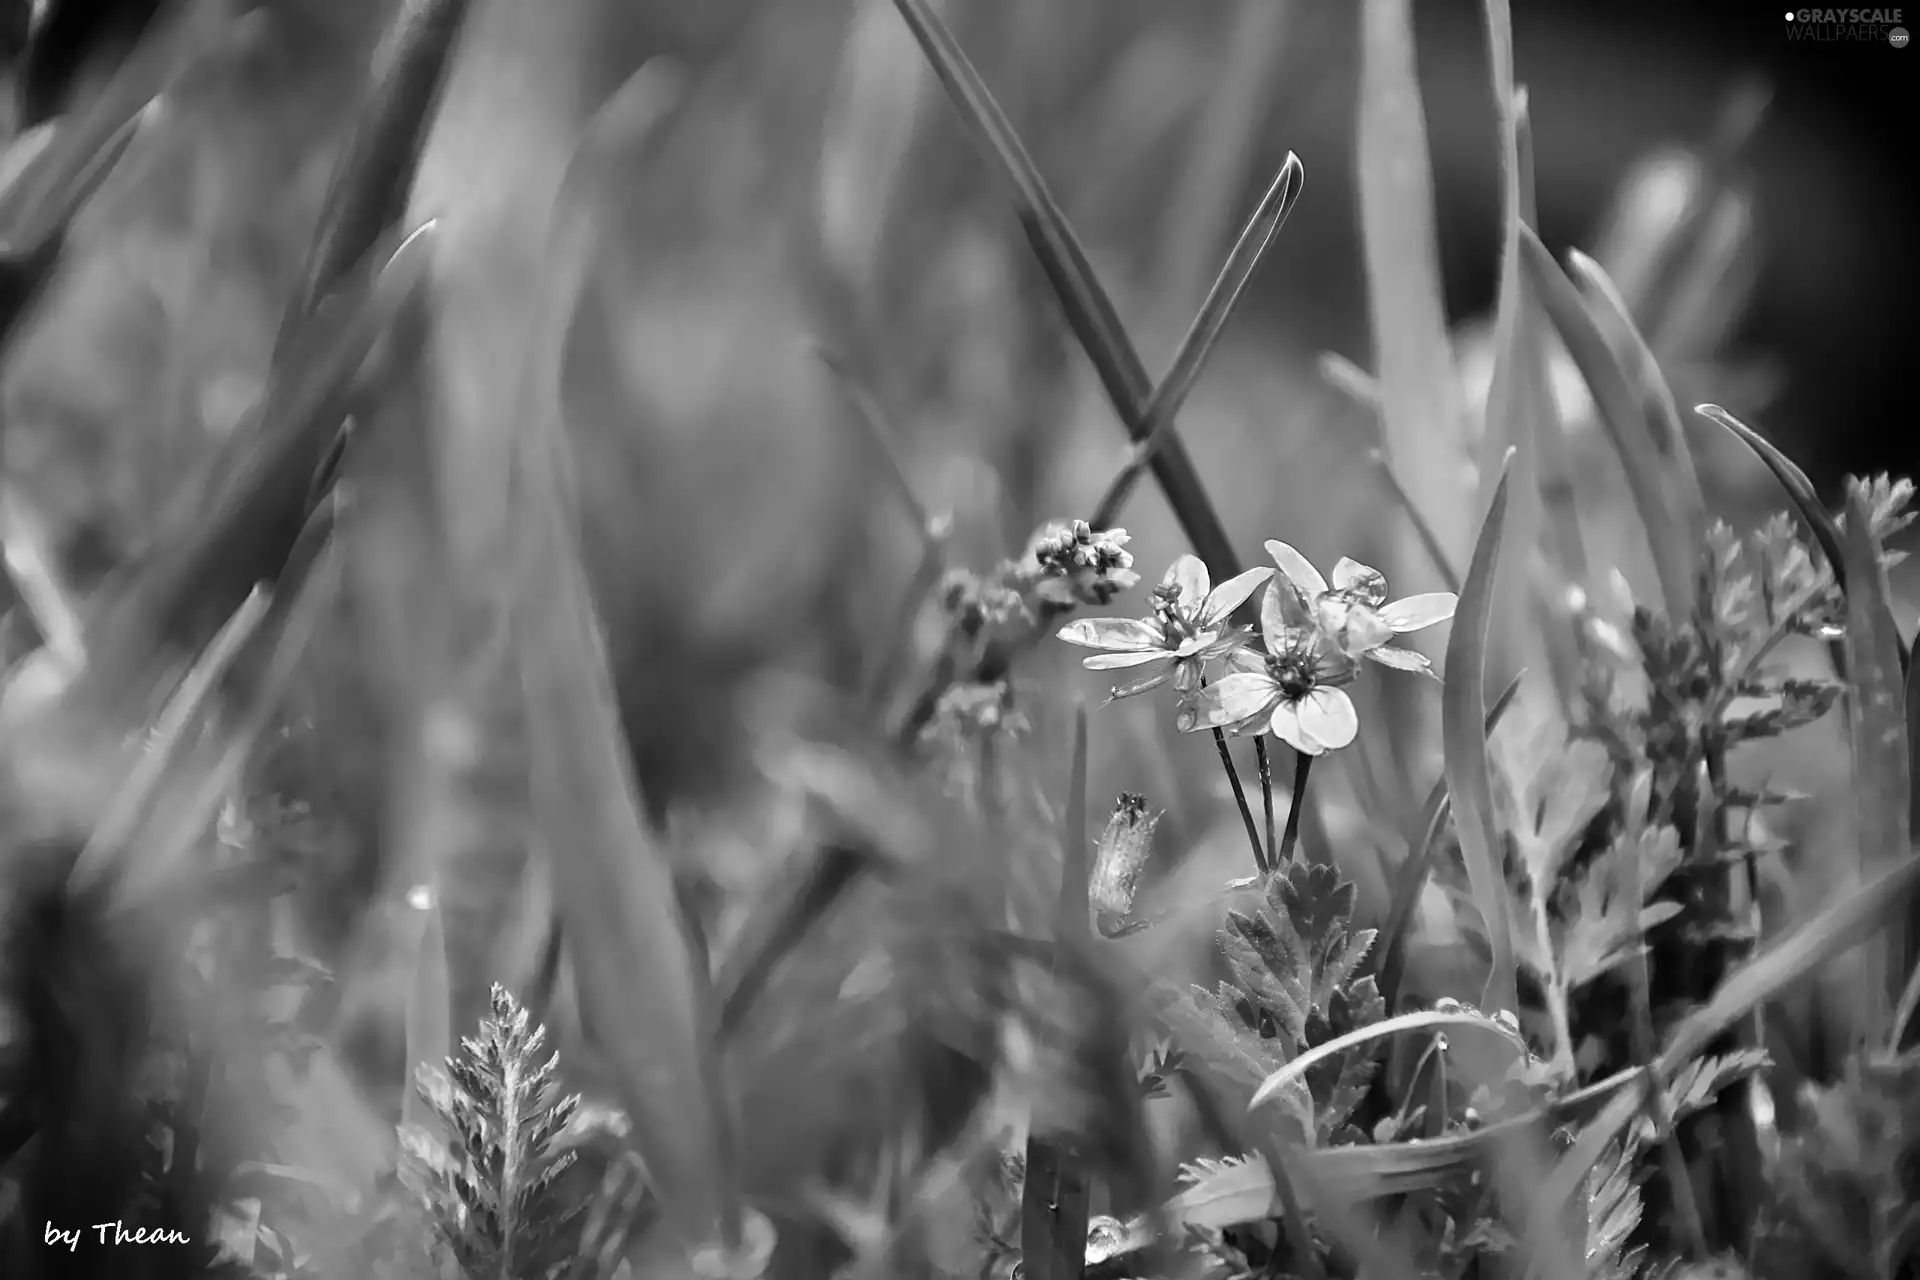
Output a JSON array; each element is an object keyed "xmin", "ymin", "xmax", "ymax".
[{"xmin": 1, "ymin": 0, "xmax": 1915, "ymax": 1175}]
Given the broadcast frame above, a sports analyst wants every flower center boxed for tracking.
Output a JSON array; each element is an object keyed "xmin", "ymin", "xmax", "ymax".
[{"xmin": 1265, "ymin": 650, "xmax": 1318, "ymax": 702}]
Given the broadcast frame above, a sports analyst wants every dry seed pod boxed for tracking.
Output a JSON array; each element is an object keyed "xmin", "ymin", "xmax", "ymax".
[{"xmin": 1090, "ymin": 792, "xmax": 1156, "ymax": 938}]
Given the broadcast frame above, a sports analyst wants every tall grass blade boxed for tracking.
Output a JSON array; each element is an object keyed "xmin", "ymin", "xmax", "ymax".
[
  {"xmin": 1840, "ymin": 483, "xmax": 1913, "ymax": 1033},
  {"xmin": 277, "ymin": 0, "xmax": 472, "ymax": 341},
  {"xmin": 512, "ymin": 399, "xmax": 735, "ymax": 1255},
  {"xmin": 1444, "ymin": 455, "xmax": 1517, "ymax": 1014},
  {"xmin": 1377, "ymin": 668, "xmax": 1525, "ymax": 1012},
  {"xmin": 1092, "ymin": 154, "xmax": 1304, "ymax": 527},
  {"xmin": 1520, "ymin": 228, "xmax": 1697, "ymax": 621},
  {"xmin": 1023, "ymin": 705, "xmax": 1093, "ymax": 1280},
  {"xmin": 1358, "ymin": 0, "xmax": 1470, "ymax": 569},
  {"xmin": 892, "ymin": 0, "xmax": 1240, "ymax": 579}
]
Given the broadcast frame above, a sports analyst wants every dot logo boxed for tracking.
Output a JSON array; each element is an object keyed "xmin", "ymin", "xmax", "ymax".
[{"xmin": 1893, "ymin": 25, "xmax": 1911, "ymax": 43}]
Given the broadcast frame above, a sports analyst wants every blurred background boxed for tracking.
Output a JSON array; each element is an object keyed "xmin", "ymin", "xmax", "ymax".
[{"xmin": 0, "ymin": 0, "xmax": 1914, "ymax": 1152}]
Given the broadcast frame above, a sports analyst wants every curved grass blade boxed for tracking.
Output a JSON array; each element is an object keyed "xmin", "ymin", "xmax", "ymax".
[
  {"xmin": 1550, "ymin": 847, "xmax": 1920, "ymax": 1210},
  {"xmin": 1377, "ymin": 668, "xmax": 1525, "ymax": 1012},
  {"xmin": 1091, "ymin": 154, "xmax": 1304, "ymax": 528},
  {"xmin": 1840, "ymin": 483, "xmax": 1913, "ymax": 1032},
  {"xmin": 0, "ymin": 111, "xmax": 142, "ymax": 347},
  {"xmin": 1520, "ymin": 228, "xmax": 1696, "ymax": 620},
  {"xmin": 1023, "ymin": 704, "xmax": 1094, "ymax": 1280},
  {"xmin": 1444, "ymin": 454, "xmax": 1517, "ymax": 1014},
  {"xmin": 277, "ymin": 0, "xmax": 472, "ymax": 341},
  {"xmin": 1562, "ymin": 249, "xmax": 1705, "ymax": 526},
  {"xmin": 1694, "ymin": 404, "xmax": 1850, "ymax": 596},
  {"xmin": 1251, "ymin": 1008, "xmax": 1526, "ymax": 1110},
  {"xmin": 892, "ymin": 0, "xmax": 1240, "ymax": 581}
]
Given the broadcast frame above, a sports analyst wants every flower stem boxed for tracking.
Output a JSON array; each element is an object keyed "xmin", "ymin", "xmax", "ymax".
[
  {"xmin": 1213, "ymin": 728, "xmax": 1269, "ymax": 875},
  {"xmin": 1254, "ymin": 736, "xmax": 1276, "ymax": 867},
  {"xmin": 1278, "ymin": 751, "xmax": 1313, "ymax": 865}
]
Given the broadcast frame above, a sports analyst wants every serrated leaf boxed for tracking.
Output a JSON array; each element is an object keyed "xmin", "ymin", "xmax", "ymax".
[{"xmin": 1444, "ymin": 455, "xmax": 1516, "ymax": 1014}]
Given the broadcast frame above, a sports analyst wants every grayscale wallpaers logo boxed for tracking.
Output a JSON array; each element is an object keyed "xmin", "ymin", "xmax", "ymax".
[{"xmin": 1785, "ymin": 8, "xmax": 1909, "ymax": 41}]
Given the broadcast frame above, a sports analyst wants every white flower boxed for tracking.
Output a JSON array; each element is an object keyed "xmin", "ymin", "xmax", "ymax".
[
  {"xmin": 1057, "ymin": 554, "xmax": 1272, "ymax": 699},
  {"xmin": 1176, "ymin": 581, "xmax": 1361, "ymax": 756},
  {"xmin": 1265, "ymin": 541, "xmax": 1457, "ymax": 676}
]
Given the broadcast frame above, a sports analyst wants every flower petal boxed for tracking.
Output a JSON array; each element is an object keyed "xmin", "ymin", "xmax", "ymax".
[
  {"xmin": 1380, "ymin": 593, "xmax": 1458, "ymax": 632},
  {"xmin": 1364, "ymin": 644, "xmax": 1434, "ymax": 676},
  {"xmin": 1268, "ymin": 701, "xmax": 1322, "ymax": 755},
  {"xmin": 1330, "ymin": 557, "xmax": 1388, "ymax": 605},
  {"xmin": 1222, "ymin": 646, "xmax": 1266, "ymax": 676},
  {"xmin": 1057, "ymin": 617, "xmax": 1163, "ymax": 651},
  {"xmin": 1083, "ymin": 650, "xmax": 1169, "ymax": 670},
  {"xmin": 1294, "ymin": 687, "xmax": 1358, "ymax": 750},
  {"xmin": 1175, "ymin": 673, "xmax": 1278, "ymax": 733},
  {"xmin": 1259, "ymin": 581, "xmax": 1294, "ymax": 650},
  {"xmin": 1200, "ymin": 566, "xmax": 1274, "ymax": 624},
  {"xmin": 1162, "ymin": 555, "xmax": 1210, "ymax": 611},
  {"xmin": 1264, "ymin": 541, "xmax": 1328, "ymax": 600}
]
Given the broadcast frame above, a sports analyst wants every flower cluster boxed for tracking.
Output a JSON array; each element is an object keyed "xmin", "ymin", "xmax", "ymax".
[{"xmin": 1058, "ymin": 542, "xmax": 1457, "ymax": 756}]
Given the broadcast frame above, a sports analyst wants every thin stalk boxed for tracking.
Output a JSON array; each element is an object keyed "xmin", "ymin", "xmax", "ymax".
[
  {"xmin": 1278, "ymin": 752, "xmax": 1313, "ymax": 866},
  {"xmin": 1216, "ymin": 729, "xmax": 1269, "ymax": 877},
  {"xmin": 1255, "ymin": 736, "xmax": 1277, "ymax": 869}
]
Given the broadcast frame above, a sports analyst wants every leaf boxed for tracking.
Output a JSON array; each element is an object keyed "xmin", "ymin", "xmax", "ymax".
[
  {"xmin": 1520, "ymin": 228, "xmax": 1696, "ymax": 620},
  {"xmin": 1358, "ymin": 0, "xmax": 1471, "ymax": 574},
  {"xmin": 1841, "ymin": 481, "xmax": 1913, "ymax": 1029},
  {"xmin": 1443, "ymin": 454, "xmax": 1517, "ymax": 1013},
  {"xmin": 893, "ymin": 0, "xmax": 1241, "ymax": 582}
]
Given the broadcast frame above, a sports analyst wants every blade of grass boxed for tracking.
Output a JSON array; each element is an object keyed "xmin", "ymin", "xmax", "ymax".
[
  {"xmin": 1519, "ymin": 228, "xmax": 1697, "ymax": 621},
  {"xmin": 276, "ymin": 0, "xmax": 472, "ymax": 343},
  {"xmin": 1444, "ymin": 454, "xmax": 1517, "ymax": 1015},
  {"xmin": 1377, "ymin": 668, "xmax": 1525, "ymax": 1012},
  {"xmin": 1358, "ymin": 0, "xmax": 1471, "ymax": 569},
  {"xmin": 1091, "ymin": 154, "xmax": 1304, "ymax": 528},
  {"xmin": 1024, "ymin": 704, "xmax": 1094, "ymax": 1280},
  {"xmin": 0, "ymin": 0, "xmax": 221, "ymax": 259},
  {"xmin": 816, "ymin": 347, "xmax": 942, "ymax": 549},
  {"xmin": 1694, "ymin": 404, "xmax": 1853, "ymax": 593},
  {"xmin": 892, "ymin": 0, "xmax": 1241, "ymax": 582},
  {"xmin": 75, "ymin": 221, "xmax": 436, "ymax": 716},
  {"xmin": 1251, "ymin": 1008, "xmax": 1526, "ymax": 1109},
  {"xmin": 1840, "ymin": 483, "xmax": 1913, "ymax": 1039},
  {"xmin": 1562, "ymin": 250, "xmax": 1705, "ymax": 524}
]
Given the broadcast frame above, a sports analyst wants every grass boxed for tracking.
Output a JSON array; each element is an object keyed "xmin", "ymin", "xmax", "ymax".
[{"xmin": 0, "ymin": 2, "xmax": 1916, "ymax": 1279}]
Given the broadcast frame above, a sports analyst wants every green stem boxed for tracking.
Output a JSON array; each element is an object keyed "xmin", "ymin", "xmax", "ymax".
[
  {"xmin": 1278, "ymin": 751, "xmax": 1313, "ymax": 865},
  {"xmin": 1254, "ymin": 735, "xmax": 1276, "ymax": 867},
  {"xmin": 1215, "ymin": 728, "xmax": 1269, "ymax": 876}
]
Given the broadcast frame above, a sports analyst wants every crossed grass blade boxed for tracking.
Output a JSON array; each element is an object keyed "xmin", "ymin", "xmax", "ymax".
[{"xmin": 892, "ymin": 0, "xmax": 1242, "ymax": 582}]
